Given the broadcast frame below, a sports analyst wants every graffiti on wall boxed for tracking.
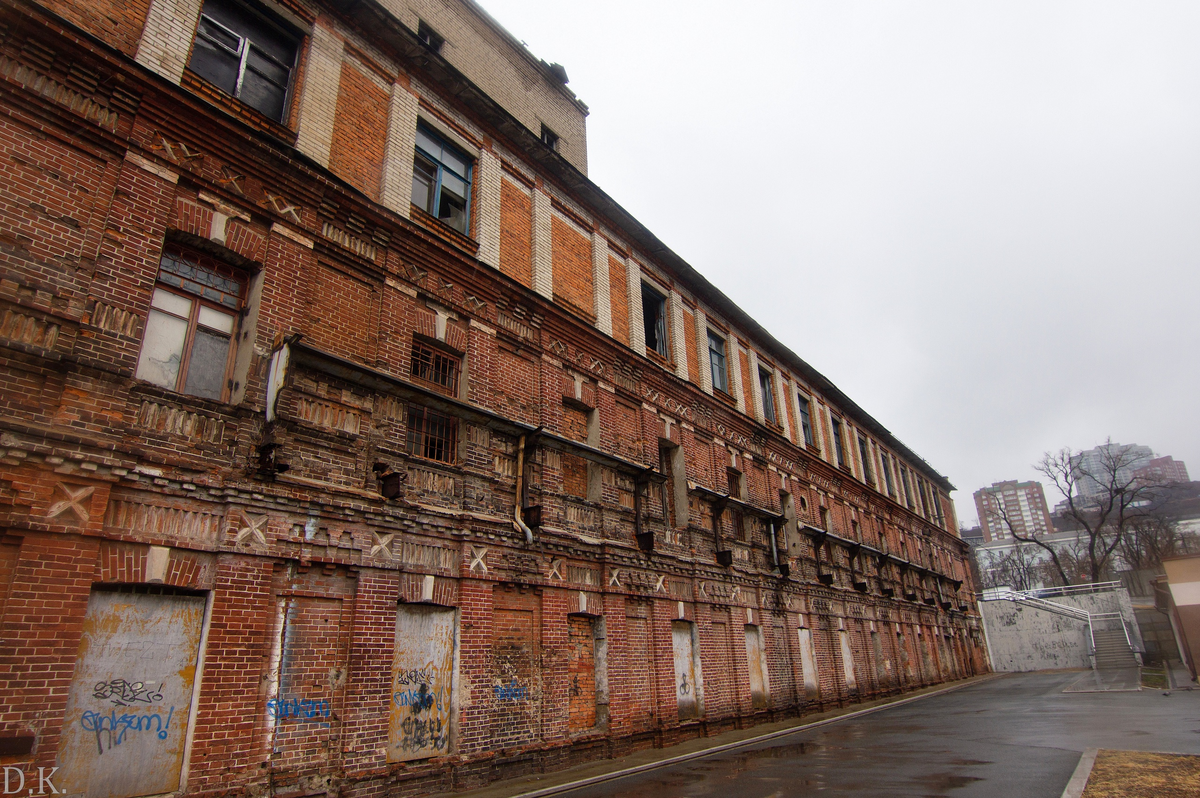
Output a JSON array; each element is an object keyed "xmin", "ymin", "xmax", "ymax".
[
  {"xmin": 389, "ymin": 605, "xmax": 456, "ymax": 761},
  {"xmin": 57, "ymin": 589, "xmax": 205, "ymax": 798}
]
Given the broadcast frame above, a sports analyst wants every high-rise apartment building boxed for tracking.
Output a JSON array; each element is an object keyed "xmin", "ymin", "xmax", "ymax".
[
  {"xmin": 0, "ymin": 0, "xmax": 986, "ymax": 794},
  {"xmin": 974, "ymin": 480, "xmax": 1055, "ymax": 542},
  {"xmin": 1071, "ymin": 442, "xmax": 1155, "ymax": 498},
  {"xmin": 1134, "ymin": 456, "xmax": 1191, "ymax": 485}
]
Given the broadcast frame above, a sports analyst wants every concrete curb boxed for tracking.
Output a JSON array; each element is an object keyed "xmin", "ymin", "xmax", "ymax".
[
  {"xmin": 1059, "ymin": 748, "xmax": 1098, "ymax": 798},
  {"xmin": 502, "ymin": 674, "xmax": 1006, "ymax": 798}
]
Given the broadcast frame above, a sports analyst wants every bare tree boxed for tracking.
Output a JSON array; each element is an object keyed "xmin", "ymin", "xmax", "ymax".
[
  {"xmin": 1037, "ymin": 440, "xmax": 1165, "ymax": 584},
  {"xmin": 974, "ymin": 541, "xmax": 1044, "ymax": 591}
]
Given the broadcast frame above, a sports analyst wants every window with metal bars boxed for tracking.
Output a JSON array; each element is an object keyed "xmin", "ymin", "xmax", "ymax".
[
  {"xmin": 410, "ymin": 340, "xmax": 459, "ymax": 396},
  {"xmin": 407, "ymin": 404, "xmax": 457, "ymax": 464}
]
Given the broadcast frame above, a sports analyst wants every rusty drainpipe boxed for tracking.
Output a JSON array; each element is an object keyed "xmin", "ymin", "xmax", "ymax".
[{"xmin": 513, "ymin": 432, "xmax": 534, "ymax": 544}]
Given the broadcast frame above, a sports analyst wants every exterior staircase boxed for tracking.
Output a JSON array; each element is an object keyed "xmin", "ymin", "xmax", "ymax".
[{"xmin": 1091, "ymin": 627, "xmax": 1138, "ymax": 670}]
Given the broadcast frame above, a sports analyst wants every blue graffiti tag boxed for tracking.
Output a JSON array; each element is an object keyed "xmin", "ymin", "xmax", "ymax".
[
  {"xmin": 80, "ymin": 706, "xmax": 175, "ymax": 755},
  {"xmin": 492, "ymin": 681, "xmax": 528, "ymax": 701},
  {"xmin": 393, "ymin": 683, "xmax": 438, "ymax": 714},
  {"xmin": 267, "ymin": 697, "xmax": 332, "ymax": 727}
]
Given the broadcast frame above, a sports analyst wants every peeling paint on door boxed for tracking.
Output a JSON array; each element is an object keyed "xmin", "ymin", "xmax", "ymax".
[
  {"xmin": 672, "ymin": 620, "xmax": 702, "ymax": 720},
  {"xmin": 744, "ymin": 624, "xmax": 769, "ymax": 709},
  {"xmin": 797, "ymin": 627, "xmax": 820, "ymax": 701},
  {"xmin": 58, "ymin": 588, "xmax": 206, "ymax": 798},
  {"xmin": 389, "ymin": 604, "xmax": 456, "ymax": 761}
]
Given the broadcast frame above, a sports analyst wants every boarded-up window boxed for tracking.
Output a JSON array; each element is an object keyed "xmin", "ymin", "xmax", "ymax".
[
  {"xmin": 609, "ymin": 256, "xmax": 629, "ymax": 345},
  {"xmin": 58, "ymin": 587, "xmax": 206, "ymax": 798},
  {"xmin": 567, "ymin": 615, "xmax": 598, "ymax": 732},
  {"xmin": 551, "ymin": 216, "xmax": 594, "ymax": 318},
  {"xmin": 839, "ymin": 629, "xmax": 858, "ymax": 694},
  {"xmin": 267, "ymin": 597, "xmax": 348, "ymax": 768},
  {"xmin": 500, "ymin": 180, "xmax": 533, "ymax": 287},
  {"xmin": 306, "ymin": 264, "xmax": 376, "ymax": 363},
  {"xmin": 329, "ymin": 61, "xmax": 388, "ymax": 201},
  {"xmin": 797, "ymin": 626, "xmax": 820, "ymax": 701},
  {"xmin": 492, "ymin": 589, "xmax": 542, "ymax": 746},
  {"xmin": 624, "ymin": 608, "xmax": 655, "ymax": 727},
  {"xmin": 745, "ymin": 625, "xmax": 769, "ymax": 709},
  {"xmin": 672, "ymin": 620, "xmax": 702, "ymax": 720},
  {"xmin": 390, "ymin": 604, "xmax": 456, "ymax": 761},
  {"xmin": 562, "ymin": 452, "xmax": 588, "ymax": 499}
]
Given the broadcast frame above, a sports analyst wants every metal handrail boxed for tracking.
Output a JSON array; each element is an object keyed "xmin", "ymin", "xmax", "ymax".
[
  {"xmin": 1028, "ymin": 582, "xmax": 1121, "ymax": 599},
  {"xmin": 981, "ymin": 588, "xmax": 1135, "ymax": 667}
]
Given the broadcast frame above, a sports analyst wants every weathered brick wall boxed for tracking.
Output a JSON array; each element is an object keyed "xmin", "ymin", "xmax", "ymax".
[{"xmin": 0, "ymin": 2, "xmax": 985, "ymax": 795}]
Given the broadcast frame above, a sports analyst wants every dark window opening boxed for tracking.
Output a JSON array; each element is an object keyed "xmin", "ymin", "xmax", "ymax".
[
  {"xmin": 708, "ymin": 330, "xmax": 728, "ymax": 393},
  {"xmin": 410, "ymin": 340, "xmax": 460, "ymax": 396},
  {"xmin": 858, "ymin": 436, "xmax": 873, "ymax": 486},
  {"xmin": 831, "ymin": 417, "xmax": 847, "ymax": 468},
  {"xmin": 540, "ymin": 124, "xmax": 559, "ymax": 150},
  {"xmin": 641, "ymin": 283, "xmax": 668, "ymax": 357},
  {"xmin": 135, "ymin": 245, "xmax": 246, "ymax": 402},
  {"xmin": 881, "ymin": 452, "xmax": 896, "ymax": 497},
  {"xmin": 407, "ymin": 404, "xmax": 457, "ymax": 464},
  {"xmin": 798, "ymin": 394, "xmax": 814, "ymax": 446},
  {"xmin": 726, "ymin": 467, "xmax": 744, "ymax": 499},
  {"xmin": 188, "ymin": 0, "xmax": 300, "ymax": 122},
  {"xmin": 758, "ymin": 367, "xmax": 776, "ymax": 425},
  {"xmin": 416, "ymin": 20, "xmax": 444, "ymax": 52},
  {"xmin": 412, "ymin": 124, "xmax": 472, "ymax": 234}
]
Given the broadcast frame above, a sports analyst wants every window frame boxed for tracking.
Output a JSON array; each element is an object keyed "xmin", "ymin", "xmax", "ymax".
[
  {"xmin": 406, "ymin": 403, "xmax": 458, "ymax": 465},
  {"xmin": 831, "ymin": 417, "xmax": 847, "ymax": 469},
  {"xmin": 134, "ymin": 244, "xmax": 247, "ymax": 403},
  {"xmin": 707, "ymin": 329, "xmax": 728, "ymax": 394},
  {"xmin": 758, "ymin": 366, "xmax": 777, "ymax": 426},
  {"xmin": 857, "ymin": 436, "xmax": 874, "ymax": 486},
  {"xmin": 188, "ymin": 0, "xmax": 301, "ymax": 123},
  {"xmin": 797, "ymin": 394, "xmax": 814, "ymax": 447},
  {"xmin": 640, "ymin": 282, "xmax": 669, "ymax": 358},
  {"xmin": 410, "ymin": 338, "xmax": 461, "ymax": 397},
  {"xmin": 412, "ymin": 122, "xmax": 474, "ymax": 235},
  {"xmin": 881, "ymin": 451, "xmax": 897, "ymax": 497}
]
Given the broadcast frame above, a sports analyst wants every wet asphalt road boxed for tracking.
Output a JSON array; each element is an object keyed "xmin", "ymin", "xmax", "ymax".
[{"xmin": 554, "ymin": 672, "xmax": 1200, "ymax": 798}]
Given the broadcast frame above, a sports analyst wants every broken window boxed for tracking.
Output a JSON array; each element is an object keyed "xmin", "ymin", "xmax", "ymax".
[
  {"xmin": 416, "ymin": 19, "xmax": 444, "ymax": 52},
  {"xmin": 858, "ymin": 436, "xmax": 873, "ymax": 486},
  {"xmin": 412, "ymin": 124, "xmax": 472, "ymax": 234},
  {"xmin": 540, "ymin": 124, "xmax": 559, "ymax": 150},
  {"xmin": 758, "ymin": 366, "xmax": 776, "ymax": 425},
  {"xmin": 188, "ymin": 0, "xmax": 300, "ymax": 122},
  {"xmin": 135, "ymin": 244, "xmax": 246, "ymax": 402},
  {"xmin": 707, "ymin": 329, "xmax": 728, "ymax": 393},
  {"xmin": 798, "ymin": 394, "xmax": 814, "ymax": 446},
  {"xmin": 831, "ymin": 417, "xmax": 847, "ymax": 468},
  {"xmin": 641, "ymin": 282, "xmax": 668, "ymax": 357}
]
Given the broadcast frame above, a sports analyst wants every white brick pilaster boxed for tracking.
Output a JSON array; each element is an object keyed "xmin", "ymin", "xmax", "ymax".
[
  {"xmin": 294, "ymin": 23, "xmax": 343, "ymax": 168},
  {"xmin": 628, "ymin": 261, "xmax": 645, "ymax": 357},
  {"xmin": 747, "ymin": 349, "xmax": 764, "ymax": 422},
  {"xmin": 728, "ymin": 338, "xmax": 745, "ymax": 413},
  {"xmin": 135, "ymin": 0, "xmax": 203, "ymax": 84},
  {"xmin": 380, "ymin": 84, "xmax": 419, "ymax": 218},
  {"xmin": 531, "ymin": 189, "xmax": 553, "ymax": 300},
  {"xmin": 476, "ymin": 150, "xmax": 502, "ymax": 267},
  {"xmin": 669, "ymin": 291, "xmax": 687, "ymax": 380},
  {"xmin": 776, "ymin": 371, "xmax": 793, "ymax": 440},
  {"xmin": 592, "ymin": 233, "xmax": 612, "ymax": 335},
  {"xmin": 695, "ymin": 307, "xmax": 712, "ymax": 394}
]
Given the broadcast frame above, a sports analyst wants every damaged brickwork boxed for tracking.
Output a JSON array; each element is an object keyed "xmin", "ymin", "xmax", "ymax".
[{"xmin": 0, "ymin": 0, "xmax": 988, "ymax": 795}]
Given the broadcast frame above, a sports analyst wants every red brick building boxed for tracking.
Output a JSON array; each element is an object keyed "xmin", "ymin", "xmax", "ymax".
[{"xmin": 0, "ymin": 0, "xmax": 987, "ymax": 794}]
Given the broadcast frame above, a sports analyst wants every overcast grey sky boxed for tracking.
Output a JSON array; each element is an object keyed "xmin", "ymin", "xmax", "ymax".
[{"xmin": 481, "ymin": 0, "xmax": 1200, "ymax": 526}]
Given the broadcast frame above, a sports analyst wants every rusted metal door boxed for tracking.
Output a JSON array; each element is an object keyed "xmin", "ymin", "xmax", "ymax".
[
  {"xmin": 58, "ymin": 588, "xmax": 206, "ymax": 798},
  {"xmin": 671, "ymin": 621, "xmax": 700, "ymax": 720},
  {"xmin": 744, "ymin": 625, "xmax": 769, "ymax": 709},
  {"xmin": 389, "ymin": 604, "xmax": 456, "ymax": 761},
  {"xmin": 797, "ymin": 627, "xmax": 820, "ymax": 701},
  {"xmin": 567, "ymin": 615, "xmax": 597, "ymax": 732}
]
